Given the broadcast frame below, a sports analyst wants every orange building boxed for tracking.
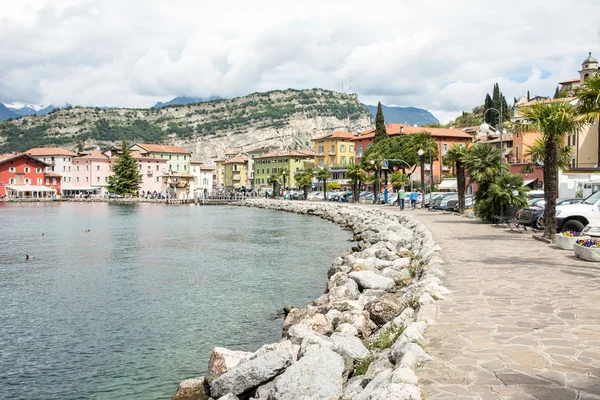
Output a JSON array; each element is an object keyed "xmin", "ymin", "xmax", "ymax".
[{"xmin": 352, "ymin": 124, "xmax": 473, "ymax": 183}]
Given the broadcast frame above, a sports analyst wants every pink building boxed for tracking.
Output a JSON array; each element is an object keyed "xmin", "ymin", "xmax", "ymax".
[
  {"xmin": 131, "ymin": 151, "xmax": 167, "ymax": 195},
  {"xmin": 71, "ymin": 151, "xmax": 112, "ymax": 196}
]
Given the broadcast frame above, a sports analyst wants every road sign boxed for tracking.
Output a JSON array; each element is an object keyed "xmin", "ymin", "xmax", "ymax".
[{"xmin": 383, "ymin": 160, "xmax": 389, "ymax": 169}]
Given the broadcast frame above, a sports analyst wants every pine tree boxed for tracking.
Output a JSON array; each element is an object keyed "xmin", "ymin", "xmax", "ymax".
[
  {"xmin": 107, "ymin": 139, "xmax": 142, "ymax": 195},
  {"xmin": 76, "ymin": 141, "xmax": 84, "ymax": 154},
  {"xmin": 492, "ymin": 83, "xmax": 501, "ymax": 127},
  {"xmin": 527, "ymin": 90, "xmax": 530, "ymax": 101},
  {"xmin": 374, "ymin": 102, "xmax": 388, "ymax": 143},
  {"xmin": 554, "ymin": 86, "xmax": 560, "ymax": 99}
]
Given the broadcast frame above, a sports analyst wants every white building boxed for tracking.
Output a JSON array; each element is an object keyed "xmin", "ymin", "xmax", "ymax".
[
  {"xmin": 26, "ymin": 147, "xmax": 77, "ymax": 196},
  {"xmin": 191, "ymin": 160, "xmax": 215, "ymax": 197}
]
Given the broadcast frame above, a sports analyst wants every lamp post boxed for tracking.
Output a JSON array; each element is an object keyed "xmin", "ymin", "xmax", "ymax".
[
  {"xmin": 370, "ymin": 159, "xmax": 380, "ymax": 204},
  {"xmin": 429, "ymin": 148, "xmax": 433, "ymax": 203},
  {"xmin": 418, "ymin": 148, "xmax": 425, "ymax": 204},
  {"xmin": 480, "ymin": 107, "xmax": 505, "ymax": 176}
]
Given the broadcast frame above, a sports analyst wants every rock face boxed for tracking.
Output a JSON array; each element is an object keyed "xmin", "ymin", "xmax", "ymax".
[
  {"xmin": 209, "ymin": 349, "xmax": 293, "ymax": 398},
  {"xmin": 173, "ymin": 200, "xmax": 446, "ymax": 400},
  {"xmin": 269, "ymin": 348, "xmax": 345, "ymax": 400}
]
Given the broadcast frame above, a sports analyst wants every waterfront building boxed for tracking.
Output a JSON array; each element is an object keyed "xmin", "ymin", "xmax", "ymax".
[
  {"xmin": 246, "ymin": 146, "xmax": 280, "ymax": 188},
  {"xmin": 191, "ymin": 160, "xmax": 215, "ymax": 196},
  {"xmin": 352, "ymin": 124, "xmax": 472, "ymax": 186},
  {"xmin": 0, "ymin": 153, "xmax": 56, "ymax": 198},
  {"xmin": 558, "ymin": 52, "xmax": 599, "ymax": 96},
  {"xmin": 71, "ymin": 151, "xmax": 112, "ymax": 196},
  {"xmin": 129, "ymin": 144, "xmax": 192, "ymax": 174},
  {"xmin": 213, "ymin": 159, "xmax": 225, "ymax": 190},
  {"xmin": 253, "ymin": 150, "xmax": 315, "ymax": 189},
  {"xmin": 223, "ymin": 154, "xmax": 249, "ymax": 190},
  {"xmin": 312, "ymin": 131, "xmax": 357, "ymax": 190},
  {"xmin": 26, "ymin": 147, "xmax": 77, "ymax": 197}
]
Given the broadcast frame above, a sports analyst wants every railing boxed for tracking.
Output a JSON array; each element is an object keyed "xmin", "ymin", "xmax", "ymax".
[
  {"xmin": 147, "ymin": 171, "xmax": 153, "ymax": 176},
  {"xmin": 328, "ymin": 151, "xmax": 336, "ymax": 156}
]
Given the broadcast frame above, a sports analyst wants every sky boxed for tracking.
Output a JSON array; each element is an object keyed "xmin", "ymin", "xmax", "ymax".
[{"xmin": 1, "ymin": 0, "xmax": 599, "ymax": 123}]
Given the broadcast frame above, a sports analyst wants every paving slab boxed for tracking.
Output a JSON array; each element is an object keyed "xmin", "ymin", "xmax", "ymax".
[{"xmin": 368, "ymin": 205, "xmax": 600, "ymax": 399}]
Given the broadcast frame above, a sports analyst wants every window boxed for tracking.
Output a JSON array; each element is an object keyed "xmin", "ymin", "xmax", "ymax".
[
  {"xmin": 24, "ymin": 167, "xmax": 30, "ymax": 173},
  {"xmin": 105, "ymin": 177, "xmax": 108, "ymax": 183},
  {"xmin": 9, "ymin": 178, "xmax": 15, "ymax": 184},
  {"xmin": 156, "ymin": 165, "xmax": 160, "ymax": 171},
  {"xmin": 331, "ymin": 144, "xmax": 335, "ymax": 153},
  {"xmin": 184, "ymin": 165, "xmax": 187, "ymax": 171},
  {"xmin": 340, "ymin": 157, "xmax": 346, "ymax": 165},
  {"xmin": 272, "ymin": 168, "xmax": 277, "ymax": 173},
  {"xmin": 169, "ymin": 155, "xmax": 172, "ymax": 160},
  {"xmin": 341, "ymin": 144, "xmax": 346, "ymax": 152},
  {"xmin": 97, "ymin": 177, "xmax": 100, "ymax": 183},
  {"xmin": 36, "ymin": 168, "xmax": 42, "ymax": 173},
  {"xmin": 25, "ymin": 178, "xmax": 31, "ymax": 184},
  {"xmin": 266, "ymin": 168, "xmax": 270, "ymax": 174},
  {"xmin": 76, "ymin": 166, "xmax": 79, "ymax": 172},
  {"xmin": 350, "ymin": 157, "xmax": 354, "ymax": 165},
  {"xmin": 367, "ymin": 144, "xmax": 373, "ymax": 149},
  {"xmin": 177, "ymin": 155, "xmax": 179, "ymax": 160},
  {"xmin": 76, "ymin": 177, "xmax": 79, "ymax": 183},
  {"xmin": 97, "ymin": 165, "xmax": 101, "ymax": 171},
  {"xmin": 262, "ymin": 169, "xmax": 265, "ymax": 174},
  {"xmin": 156, "ymin": 177, "xmax": 160, "ymax": 183},
  {"xmin": 295, "ymin": 158, "xmax": 300, "ymax": 163},
  {"xmin": 516, "ymin": 146, "xmax": 520, "ymax": 162},
  {"xmin": 85, "ymin": 177, "xmax": 89, "ymax": 183},
  {"xmin": 350, "ymin": 145, "xmax": 354, "ymax": 152},
  {"xmin": 63, "ymin": 158, "xmax": 66, "ymax": 162},
  {"xmin": 296, "ymin": 167, "xmax": 300, "ymax": 172},
  {"xmin": 85, "ymin": 165, "xmax": 89, "ymax": 171},
  {"xmin": 37, "ymin": 178, "xmax": 42, "ymax": 185},
  {"xmin": 234, "ymin": 165, "xmax": 238, "ymax": 171},
  {"xmin": 318, "ymin": 159, "xmax": 324, "ymax": 167},
  {"xmin": 45, "ymin": 178, "xmax": 49, "ymax": 185},
  {"xmin": 176, "ymin": 164, "xmax": 180, "ymax": 171},
  {"xmin": 442, "ymin": 144, "xmax": 449, "ymax": 155},
  {"xmin": 318, "ymin": 145, "xmax": 324, "ymax": 154},
  {"xmin": 9, "ymin": 167, "xmax": 15, "ymax": 173}
]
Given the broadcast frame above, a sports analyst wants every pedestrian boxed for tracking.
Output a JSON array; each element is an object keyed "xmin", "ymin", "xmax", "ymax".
[
  {"xmin": 409, "ymin": 189, "xmax": 418, "ymax": 210},
  {"xmin": 398, "ymin": 187, "xmax": 405, "ymax": 211}
]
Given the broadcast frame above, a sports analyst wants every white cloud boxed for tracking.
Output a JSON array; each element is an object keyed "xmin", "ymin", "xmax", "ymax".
[{"xmin": 0, "ymin": 0, "xmax": 599, "ymax": 120}]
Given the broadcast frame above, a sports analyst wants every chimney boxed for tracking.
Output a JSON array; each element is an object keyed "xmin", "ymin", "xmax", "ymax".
[{"xmin": 400, "ymin": 126, "xmax": 404, "ymax": 133}]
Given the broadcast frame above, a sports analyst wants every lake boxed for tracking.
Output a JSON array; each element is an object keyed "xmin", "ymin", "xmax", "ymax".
[{"xmin": 0, "ymin": 202, "xmax": 351, "ymax": 399}]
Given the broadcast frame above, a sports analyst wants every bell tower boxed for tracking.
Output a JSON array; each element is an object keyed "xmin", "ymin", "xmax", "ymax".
[{"xmin": 580, "ymin": 52, "xmax": 599, "ymax": 82}]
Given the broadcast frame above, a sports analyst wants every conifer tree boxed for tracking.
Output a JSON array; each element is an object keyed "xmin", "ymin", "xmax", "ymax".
[
  {"xmin": 554, "ymin": 86, "xmax": 560, "ymax": 99},
  {"xmin": 107, "ymin": 139, "xmax": 142, "ymax": 195},
  {"xmin": 527, "ymin": 90, "xmax": 530, "ymax": 101},
  {"xmin": 484, "ymin": 94, "xmax": 494, "ymax": 123},
  {"xmin": 374, "ymin": 102, "xmax": 388, "ymax": 143}
]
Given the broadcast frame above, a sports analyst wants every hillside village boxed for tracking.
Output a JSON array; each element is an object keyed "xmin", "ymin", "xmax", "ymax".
[{"xmin": 1, "ymin": 53, "xmax": 599, "ymax": 201}]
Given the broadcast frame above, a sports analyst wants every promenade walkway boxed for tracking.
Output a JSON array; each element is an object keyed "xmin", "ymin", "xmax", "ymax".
[{"xmin": 377, "ymin": 206, "xmax": 600, "ymax": 400}]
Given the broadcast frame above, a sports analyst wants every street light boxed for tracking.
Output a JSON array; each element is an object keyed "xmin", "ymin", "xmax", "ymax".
[
  {"xmin": 418, "ymin": 148, "xmax": 425, "ymax": 203},
  {"xmin": 370, "ymin": 159, "xmax": 379, "ymax": 204},
  {"xmin": 480, "ymin": 108, "xmax": 505, "ymax": 176}
]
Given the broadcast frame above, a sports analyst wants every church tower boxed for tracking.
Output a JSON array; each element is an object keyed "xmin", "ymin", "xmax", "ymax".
[{"xmin": 580, "ymin": 52, "xmax": 599, "ymax": 82}]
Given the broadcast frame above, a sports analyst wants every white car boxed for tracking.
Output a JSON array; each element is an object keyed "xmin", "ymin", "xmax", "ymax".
[
  {"xmin": 582, "ymin": 223, "xmax": 600, "ymax": 237},
  {"xmin": 306, "ymin": 191, "xmax": 324, "ymax": 200}
]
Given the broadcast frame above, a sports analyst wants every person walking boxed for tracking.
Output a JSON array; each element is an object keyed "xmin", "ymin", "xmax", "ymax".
[
  {"xmin": 398, "ymin": 187, "xmax": 405, "ymax": 211},
  {"xmin": 409, "ymin": 189, "xmax": 418, "ymax": 210}
]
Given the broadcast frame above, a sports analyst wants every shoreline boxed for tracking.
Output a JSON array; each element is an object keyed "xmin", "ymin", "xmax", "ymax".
[{"xmin": 173, "ymin": 199, "xmax": 448, "ymax": 400}]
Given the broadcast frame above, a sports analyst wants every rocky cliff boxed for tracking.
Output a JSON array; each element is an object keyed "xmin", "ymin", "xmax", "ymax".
[{"xmin": 0, "ymin": 89, "xmax": 373, "ymax": 160}]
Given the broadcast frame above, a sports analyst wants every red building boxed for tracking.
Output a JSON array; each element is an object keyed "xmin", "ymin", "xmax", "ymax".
[{"xmin": 0, "ymin": 153, "xmax": 56, "ymax": 199}]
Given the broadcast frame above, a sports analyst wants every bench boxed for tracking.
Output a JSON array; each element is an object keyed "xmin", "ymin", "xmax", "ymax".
[
  {"xmin": 508, "ymin": 207, "xmax": 539, "ymax": 232},
  {"xmin": 494, "ymin": 205, "xmax": 519, "ymax": 226}
]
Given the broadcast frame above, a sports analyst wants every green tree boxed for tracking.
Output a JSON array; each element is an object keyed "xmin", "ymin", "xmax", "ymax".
[
  {"xmin": 294, "ymin": 169, "xmax": 313, "ymax": 199},
  {"xmin": 527, "ymin": 90, "xmax": 530, "ymax": 101},
  {"xmin": 316, "ymin": 167, "xmax": 332, "ymax": 200},
  {"xmin": 363, "ymin": 153, "xmax": 384, "ymax": 203},
  {"xmin": 575, "ymin": 73, "xmax": 600, "ymax": 167},
  {"xmin": 464, "ymin": 143, "xmax": 506, "ymax": 219},
  {"xmin": 553, "ymin": 86, "xmax": 560, "ymax": 99},
  {"xmin": 280, "ymin": 166, "xmax": 290, "ymax": 190},
  {"xmin": 519, "ymin": 101, "xmax": 583, "ymax": 240},
  {"xmin": 443, "ymin": 143, "xmax": 471, "ymax": 214},
  {"xmin": 267, "ymin": 172, "xmax": 281, "ymax": 198},
  {"xmin": 374, "ymin": 102, "xmax": 388, "ymax": 143},
  {"xmin": 345, "ymin": 164, "xmax": 366, "ymax": 202},
  {"xmin": 484, "ymin": 94, "xmax": 494, "ymax": 124},
  {"xmin": 523, "ymin": 139, "xmax": 572, "ymax": 171},
  {"xmin": 327, "ymin": 181, "xmax": 341, "ymax": 191},
  {"xmin": 107, "ymin": 139, "xmax": 142, "ymax": 196},
  {"xmin": 76, "ymin": 141, "xmax": 84, "ymax": 153}
]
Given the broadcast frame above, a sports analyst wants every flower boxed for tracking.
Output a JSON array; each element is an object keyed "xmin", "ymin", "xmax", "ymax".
[
  {"xmin": 575, "ymin": 239, "xmax": 600, "ymax": 248},
  {"xmin": 562, "ymin": 230, "xmax": 586, "ymax": 237}
]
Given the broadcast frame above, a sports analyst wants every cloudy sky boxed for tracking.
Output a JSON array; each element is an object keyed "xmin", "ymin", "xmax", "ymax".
[{"xmin": 1, "ymin": 0, "xmax": 599, "ymax": 122}]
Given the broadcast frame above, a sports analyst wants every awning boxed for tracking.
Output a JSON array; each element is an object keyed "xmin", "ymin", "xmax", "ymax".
[
  {"xmin": 6, "ymin": 185, "xmax": 56, "ymax": 192},
  {"xmin": 63, "ymin": 187, "xmax": 100, "ymax": 191},
  {"xmin": 523, "ymin": 179, "xmax": 537, "ymax": 186},
  {"xmin": 438, "ymin": 179, "xmax": 457, "ymax": 190}
]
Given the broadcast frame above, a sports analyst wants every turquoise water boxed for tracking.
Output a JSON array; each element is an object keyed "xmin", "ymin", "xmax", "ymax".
[{"xmin": 0, "ymin": 203, "xmax": 351, "ymax": 400}]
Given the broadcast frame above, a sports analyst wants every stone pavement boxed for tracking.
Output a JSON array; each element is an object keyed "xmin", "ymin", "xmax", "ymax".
[{"xmin": 374, "ymin": 205, "xmax": 600, "ymax": 400}]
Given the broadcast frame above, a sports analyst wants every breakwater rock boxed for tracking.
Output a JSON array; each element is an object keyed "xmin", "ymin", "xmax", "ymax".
[{"xmin": 172, "ymin": 200, "xmax": 448, "ymax": 400}]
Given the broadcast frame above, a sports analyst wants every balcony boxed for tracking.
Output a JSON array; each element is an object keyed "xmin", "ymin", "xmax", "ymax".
[
  {"xmin": 328, "ymin": 151, "xmax": 336, "ymax": 156},
  {"xmin": 146, "ymin": 170, "xmax": 153, "ymax": 176},
  {"xmin": 233, "ymin": 175, "xmax": 241, "ymax": 181},
  {"xmin": 316, "ymin": 152, "xmax": 325, "ymax": 157}
]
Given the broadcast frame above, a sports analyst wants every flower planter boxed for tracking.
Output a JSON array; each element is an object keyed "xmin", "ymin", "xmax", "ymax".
[
  {"xmin": 555, "ymin": 234, "xmax": 590, "ymax": 250},
  {"xmin": 464, "ymin": 209, "xmax": 475, "ymax": 219},
  {"xmin": 574, "ymin": 243, "xmax": 600, "ymax": 262}
]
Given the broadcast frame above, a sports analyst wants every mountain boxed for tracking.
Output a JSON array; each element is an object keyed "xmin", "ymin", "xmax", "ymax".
[
  {"xmin": 0, "ymin": 104, "xmax": 19, "ymax": 120},
  {"xmin": 153, "ymin": 96, "xmax": 221, "ymax": 108},
  {"xmin": 0, "ymin": 89, "xmax": 373, "ymax": 160},
  {"xmin": 0, "ymin": 103, "xmax": 56, "ymax": 119},
  {"xmin": 364, "ymin": 104, "xmax": 438, "ymax": 126}
]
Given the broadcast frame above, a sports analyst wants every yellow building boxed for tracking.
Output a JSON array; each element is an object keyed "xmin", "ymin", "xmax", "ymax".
[
  {"xmin": 223, "ymin": 154, "xmax": 249, "ymax": 190},
  {"xmin": 253, "ymin": 150, "xmax": 315, "ymax": 189},
  {"xmin": 312, "ymin": 131, "xmax": 357, "ymax": 168}
]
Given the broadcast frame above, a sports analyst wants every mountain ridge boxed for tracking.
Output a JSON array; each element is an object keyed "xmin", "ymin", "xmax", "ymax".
[{"xmin": 364, "ymin": 104, "xmax": 438, "ymax": 126}]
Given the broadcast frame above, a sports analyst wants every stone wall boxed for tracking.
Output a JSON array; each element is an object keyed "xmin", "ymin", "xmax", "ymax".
[{"xmin": 172, "ymin": 200, "xmax": 448, "ymax": 400}]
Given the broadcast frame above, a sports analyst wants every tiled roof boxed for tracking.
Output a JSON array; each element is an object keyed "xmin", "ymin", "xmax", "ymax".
[
  {"xmin": 353, "ymin": 124, "xmax": 472, "ymax": 140},
  {"xmin": 246, "ymin": 146, "xmax": 280, "ymax": 154},
  {"xmin": 223, "ymin": 154, "xmax": 248, "ymax": 164},
  {"xmin": 558, "ymin": 78, "xmax": 580, "ymax": 84},
  {"xmin": 479, "ymin": 132, "xmax": 514, "ymax": 144},
  {"xmin": 518, "ymin": 97, "xmax": 577, "ymax": 107},
  {"xmin": 311, "ymin": 131, "xmax": 358, "ymax": 141},
  {"xmin": 130, "ymin": 152, "xmax": 166, "ymax": 161},
  {"xmin": 26, "ymin": 147, "xmax": 77, "ymax": 156},
  {"xmin": 134, "ymin": 143, "xmax": 191, "ymax": 154},
  {"xmin": 0, "ymin": 153, "xmax": 49, "ymax": 166},
  {"xmin": 74, "ymin": 151, "xmax": 110, "ymax": 160},
  {"xmin": 45, "ymin": 172, "xmax": 63, "ymax": 177},
  {"xmin": 255, "ymin": 149, "xmax": 315, "ymax": 159}
]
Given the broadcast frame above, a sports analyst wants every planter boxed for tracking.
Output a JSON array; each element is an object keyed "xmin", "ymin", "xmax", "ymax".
[
  {"xmin": 574, "ymin": 243, "xmax": 600, "ymax": 262},
  {"xmin": 555, "ymin": 234, "xmax": 589, "ymax": 250}
]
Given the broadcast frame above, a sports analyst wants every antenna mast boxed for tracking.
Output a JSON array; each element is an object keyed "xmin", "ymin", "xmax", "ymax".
[{"xmin": 349, "ymin": 70, "xmax": 353, "ymax": 93}]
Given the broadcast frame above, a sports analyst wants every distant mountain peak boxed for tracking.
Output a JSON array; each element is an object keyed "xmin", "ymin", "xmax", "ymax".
[
  {"xmin": 153, "ymin": 95, "xmax": 221, "ymax": 108},
  {"xmin": 363, "ymin": 103, "xmax": 438, "ymax": 127}
]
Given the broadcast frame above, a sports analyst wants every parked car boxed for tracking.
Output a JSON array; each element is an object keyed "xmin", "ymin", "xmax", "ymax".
[
  {"xmin": 306, "ymin": 191, "xmax": 323, "ymax": 200},
  {"xmin": 528, "ymin": 198, "xmax": 546, "ymax": 208},
  {"xmin": 582, "ymin": 223, "xmax": 600, "ymax": 237},
  {"xmin": 423, "ymin": 192, "xmax": 443, "ymax": 207},
  {"xmin": 557, "ymin": 198, "xmax": 583, "ymax": 206},
  {"xmin": 551, "ymin": 190, "xmax": 600, "ymax": 232},
  {"xmin": 446, "ymin": 195, "xmax": 475, "ymax": 212},
  {"xmin": 431, "ymin": 192, "xmax": 457, "ymax": 209},
  {"xmin": 528, "ymin": 190, "xmax": 545, "ymax": 199}
]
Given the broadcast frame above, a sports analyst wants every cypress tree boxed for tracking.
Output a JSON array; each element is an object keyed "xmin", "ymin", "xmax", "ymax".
[
  {"xmin": 484, "ymin": 94, "xmax": 493, "ymax": 124},
  {"xmin": 553, "ymin": 86, "xmax": 560, "ymax": 99},
  {"xmin": 107, "ymin": 139, "xmax": 142, "ymax": 195},
  {"xmin": 492, "ymin": 83, "xmax": 500, "ymax": 127},
  {"xmin": 374, "ymin": 102, "xmax": 388, "ymax": 143},
  {"xmin": 527, "ymin": 90, "xmax": 530, "ymax": 101}
]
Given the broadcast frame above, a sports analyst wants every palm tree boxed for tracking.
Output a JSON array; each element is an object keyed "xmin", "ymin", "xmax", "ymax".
[
  {"xmin": 316, "ymin": 167, "xmax": 332, "ymax": 201},
  {"xmin": 294, "ymin": 169, "xmax": 313, "ymax": 200},
  {"xmin": 280, "ymin": 167, "xmax": 290, "ymax": 190},
  {"xmin": 475, "ymin": 173, "xmax": 530, "ymax": 221},
  {"xmin": 444, "ymin": 143, "xmax": 471, "ymax": 214},
  {"xmin": 575, "ymin": 73, "xmax": 600, "ymax": 164},
  {"xmin": 389, "ymin": 171, "xmax": 409, "ymax": 191},
  {"xmin": 363, "ymin": 154, "xmax": 384, "ymax": 204},
  {"xmin": 346, "ymin": 164, "xmax": 366, "ymax": 202},
  {"xmin": 464, "ymin": 143, "xmax": 504, "ymax": 199},
  {"xmin": 519, "ymin": 101, "xmax": 583, "ymax": 240},
  {"xmin": 523, "ymin": 139, "xmax": 572, "ymax": 172},
  {"xmin": 267, "ymin": 172, "xmax": 281, "ymax": 198}
]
